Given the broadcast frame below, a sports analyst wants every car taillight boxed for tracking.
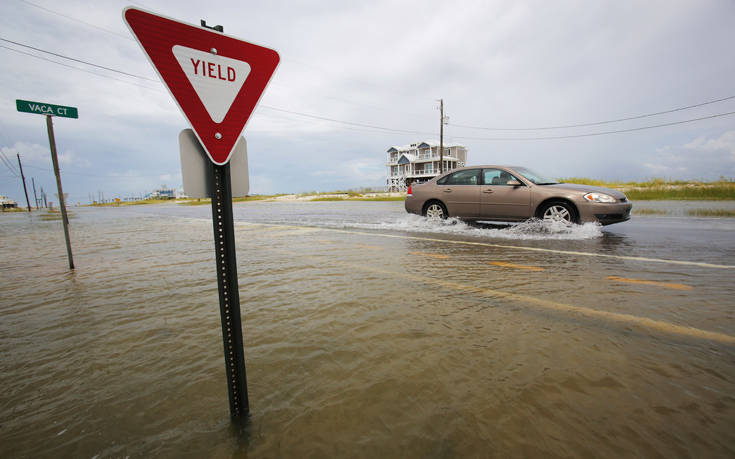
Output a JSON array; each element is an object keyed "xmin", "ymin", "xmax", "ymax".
[{"xmin": 407, "ymin": 185, "xmax": 412, "ymax": 196}]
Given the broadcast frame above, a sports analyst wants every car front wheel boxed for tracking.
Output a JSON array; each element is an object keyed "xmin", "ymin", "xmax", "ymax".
[
  {"xmin": 424, "ymin": 201, "xmax": 448, "ymax": 220},
  {"xmin": 539, "ymin": 201, "xmax": 577, "ymax": 224}
]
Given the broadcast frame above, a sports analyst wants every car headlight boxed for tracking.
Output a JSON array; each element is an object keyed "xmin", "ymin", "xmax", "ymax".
[{"xmin": 583, "ymin": 192, "xmax": 616, "ymax": 203}]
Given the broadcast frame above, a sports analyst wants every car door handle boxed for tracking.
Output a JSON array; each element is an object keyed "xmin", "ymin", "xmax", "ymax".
[
  {"xmin": 483, "ymin": 189, "xmax": 494, "ymax": 193},
  {"xmin": 443, "ymin": 189, "xmax": 452, "ymax": 193}
]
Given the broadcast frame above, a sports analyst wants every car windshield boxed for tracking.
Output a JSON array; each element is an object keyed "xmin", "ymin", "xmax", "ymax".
[{"xmin": 512, "ymin": 167, "xmax": 558, "ymax": 185}]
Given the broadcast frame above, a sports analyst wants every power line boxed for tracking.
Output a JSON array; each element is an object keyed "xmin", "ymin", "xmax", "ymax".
[
  {"xmin": 450, "ymin": 94, "xmax": 735, "ymax": 131},
  {"xmin": 0, "ymin": 45, "xmax": 164, "ymax": 92},
  {"xmin": 0, "ymin": 37, "xmax": 158, "ymax": 82},
  {"xmin": 19, "ymin": 0, "xmax": 430, "ymax": 119},
  {"xmin": 0, "ymin": 151, "xmax": 20, "ymax": 177},
  {"xmin": 18, "ymin": 0, "xmax": 134, "ymax": 41},
  {"xmin": 1, "ymin": 37, "xmax": 431, "ymax": 136},
  {"xmin": 451, "ymin": 110, "xmax": 735, "ymax": 141},
  {"xmin": 10, "ymin": 3, "xmax": 735, "ymax": 134},
  {"xmin": 4, "ymin": 37, "xmax": 734, "ymax": 141},
  {"xmin": 258, "ymin": 106, "xmax": 435, "ymax": 136}
]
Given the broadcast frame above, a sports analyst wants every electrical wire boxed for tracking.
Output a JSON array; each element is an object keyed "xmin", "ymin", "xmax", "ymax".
[
  {"xmin": 3, "ymin": 37, "xmax": 734, "ymax": 141},
  {"xmin": 0, "ymin": 37, "xmax": 158, "ymax": 82},
  {"xmin": 0, "ymin": 151, "xmax": 20, "ymax": 177},
  {"xmin": 452, "ymin": 110, "xmax": 735, "ymax": 141},
  {"xmin": 0, "ymin": 45, "xmax": 164, "ymax": 92},
  {"xmin": 450, "ymin": 94, "xmax": 735, "ymax": 131},
  {"xmin": 10, "ymin": 3, "xmax": 735, "ymax": 132},
  {"xmin": 19, "ymin": 0, "xmax": 134, "ymax": 41},
  {"xmin": 258, "ymin": 106, "xmax": 435, "ymax": 136}
]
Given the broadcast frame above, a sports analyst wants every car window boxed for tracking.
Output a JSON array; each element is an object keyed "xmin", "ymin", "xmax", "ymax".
[
  {"xmin": 482, "ymin": 168, "xmax": 520, "ymax": 186},
  {"xmin": 443, "ymin": 169, "xmax": 480, "ymax": 185}
]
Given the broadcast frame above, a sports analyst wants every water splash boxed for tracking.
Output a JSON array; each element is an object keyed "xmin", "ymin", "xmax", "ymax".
[{"xmin": 351, "ymin": 215, "xmax": 604, "ymax": 240}]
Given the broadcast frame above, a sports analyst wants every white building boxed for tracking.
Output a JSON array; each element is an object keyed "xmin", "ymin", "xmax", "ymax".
[{"xmin": 386, "ymin": 141, "xmax": 468, "ymax": 191}]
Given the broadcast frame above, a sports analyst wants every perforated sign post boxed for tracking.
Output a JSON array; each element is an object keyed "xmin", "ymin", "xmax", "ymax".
[
  {"xmin": 16, "ymin": 99, "xmax": 77, "ymax": 270},
  {"xmin": 124, "ymin": 6, "xmax": 279, "ymax": 420}
]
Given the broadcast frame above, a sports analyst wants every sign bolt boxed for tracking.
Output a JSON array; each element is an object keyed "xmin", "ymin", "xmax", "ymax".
[
  {"xmin": 211, "ymin": 48, "xmax": 218, "ymax": 55},
  {"xmin": 215, "ymin": 132, "xmax": 223, "ymax": 139}
]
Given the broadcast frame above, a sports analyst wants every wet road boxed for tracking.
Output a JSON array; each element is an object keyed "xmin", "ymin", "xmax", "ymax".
[{"xmin": 1, "ymin": 201, "xmax": 734, "ymax": 457}]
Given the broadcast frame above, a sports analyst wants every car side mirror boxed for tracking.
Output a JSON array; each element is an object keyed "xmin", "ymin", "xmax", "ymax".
[{"xmin": 506, "ymin": 179, "xmax": 521, "ymax": 186}]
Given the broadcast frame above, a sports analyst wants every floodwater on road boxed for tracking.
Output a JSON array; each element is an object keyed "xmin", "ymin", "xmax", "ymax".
[{"xmin": 1, "ymin": 201, "xmax": 734, "ymax": 458}]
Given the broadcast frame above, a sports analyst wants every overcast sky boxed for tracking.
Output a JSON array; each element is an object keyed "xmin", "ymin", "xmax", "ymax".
[{"xmin": 1, "ymin": 0, "xmax": 734, "ymax": 203}]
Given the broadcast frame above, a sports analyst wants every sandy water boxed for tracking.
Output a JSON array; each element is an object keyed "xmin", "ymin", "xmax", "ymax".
[{"xmin": 1, "ymin": 202, "xmax": 734, "ymax": 457}]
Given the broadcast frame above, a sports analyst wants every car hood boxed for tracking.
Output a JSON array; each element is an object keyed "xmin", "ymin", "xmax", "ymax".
[{"xmin": 539, "ymin": 183, "xmax": 628, "ymax": 199}]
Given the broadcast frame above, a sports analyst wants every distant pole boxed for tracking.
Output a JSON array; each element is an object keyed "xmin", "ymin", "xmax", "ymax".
[
  {"xmin": 41, "ymin": 187, "xmax": 47, "ymax": 208},
  {"xmin": 17, "ymin": 154, "xmax": 32, "ymax": 212},
  {"xmin": 46, "ymin": 115, "xmax": 74, "ymax": 270},
  {"xmin": 31, "ymin": 177, "xmax": 39, "ymax": 209},
  {"xmin": 439, "ymin": 99, "xmax": 444, "ymax": 174}
]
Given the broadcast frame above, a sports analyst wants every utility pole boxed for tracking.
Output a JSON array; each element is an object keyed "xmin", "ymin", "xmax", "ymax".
[
  {"xmin": 438, "ymin": 99, "xmax": 445, "ymax": 174},
  {"xmin": 17, "ymin": 154, "xmax": 31, "ymax": 212},
  {"xmin": 32, "ymin": 177, "xmax": 39, "ymax": 209},
  {"xmin": 41, "ymin": 187, "xmax": 47, "ymax": 208}
]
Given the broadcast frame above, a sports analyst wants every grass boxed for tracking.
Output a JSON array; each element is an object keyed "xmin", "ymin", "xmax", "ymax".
[
  {"xmin": 1, "ymin": 207, "xmax": 29, "ymax": 213},
  {"xmin": 38, "ymin": 209, "xmax": 76, "ymax": 221},
  {"xmin": 178, "ymin": 195, "xmax": 281, "ymax": 206},
  {"xmin": 561, "ymin": 177, "xmax": 735, "ymax": 200},
  {"xmin": 310, "ymin": 195, "xmax": 405, "ymax": 202},
  {"xmin": 632, "ymin": 208, "xmax": 668, "ymax": 215},
  {"xmin": 686, "ymin": 209, "xmax": 735, "ymax": 217},
  {"xmin": 88, "ymin": 198, "xmax": 174, "ymax": 207}
]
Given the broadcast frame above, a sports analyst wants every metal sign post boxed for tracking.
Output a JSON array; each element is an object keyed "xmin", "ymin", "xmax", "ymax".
[
  {"xmin": 16, "ymin": 99, "xmax": 77, "ymax": 270},
  {"xmin": 124, "ymin": 7, "xmax": 279, "ymax": 420},
  {"xmin": 210, "ymin": 162, "xmax": 249, "ymax": 417},
  {"xmin": 47, "ymin": 115, "xmax": 74, "ymax": 270}
]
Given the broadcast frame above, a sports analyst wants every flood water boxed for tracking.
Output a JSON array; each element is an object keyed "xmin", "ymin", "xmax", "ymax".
[{"xmin": 2, "ymin": 201, "xmax": 734, "ymax": 458}]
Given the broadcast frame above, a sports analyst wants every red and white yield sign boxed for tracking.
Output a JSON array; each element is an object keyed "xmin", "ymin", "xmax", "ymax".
[{"xmin": 123, "ymin": 7, "xmax": 279, "ymax": 165}]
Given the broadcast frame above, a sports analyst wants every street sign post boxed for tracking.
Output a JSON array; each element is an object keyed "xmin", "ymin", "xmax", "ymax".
[
  {"xmin": 16, "ymin": 99, "xmax": 77, "ymax": 270},
  {"xmin": 124, "ymin": 7, "xmax": 279, "ymax": 420}
]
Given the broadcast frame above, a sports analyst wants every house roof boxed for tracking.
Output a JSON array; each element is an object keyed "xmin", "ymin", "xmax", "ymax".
[{"xmin": 387, "ymin": 140, "xmax": 466, "ymax": 153}]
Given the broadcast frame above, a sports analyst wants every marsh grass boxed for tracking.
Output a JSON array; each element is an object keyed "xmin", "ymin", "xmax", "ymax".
[
  {"xmin": 632, "ymin": 208, "xmax": 668, "ymax": 215},
  {"xmin": 686, "ymin": 209, "xmax": 735, "ymax": 218},
  {"xmin": 1, "ymin": 207, "xmax": 28, "ymax": 213},
  {"xmin": 561, "ymin": 178, "xmax": 735, "ymax": 200}
]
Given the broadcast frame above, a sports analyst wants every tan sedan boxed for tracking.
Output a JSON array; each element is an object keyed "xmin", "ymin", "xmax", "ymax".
[{"xmin": 405, "ymin": 166, "xmax": 632, "ymax": 225}]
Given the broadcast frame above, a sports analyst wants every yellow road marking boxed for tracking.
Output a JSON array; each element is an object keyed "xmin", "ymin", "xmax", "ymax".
[
  {"xmin": 410, "ymin": 251, "xmax": 450, "ymax": 259},
  {"xmin": 267, "ymin": 244, "xmax": 734, "ymax": 345},
  {"xmin": 489, "ymin": 261, "xmax": 545, "ymax": 271},
  {"xmin": 608, "ymin": 276, "xmax": 693, "ymax": 291},
  {"xmin": 356, "ymin": 243, "xmax": 384, "ymax": 250},
  {"xmin": 344, "ymin": 261, "xmax": 732, "ymax": 344}
]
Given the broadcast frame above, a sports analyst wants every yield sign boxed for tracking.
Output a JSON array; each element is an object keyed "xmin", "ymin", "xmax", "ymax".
[{"xmin": 124, "ymin": 7, "xmax": 279, "ymax": 165}]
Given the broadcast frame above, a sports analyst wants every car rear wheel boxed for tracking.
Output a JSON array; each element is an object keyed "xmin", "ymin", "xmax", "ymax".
[
  {"xmin": 539, "ymin": 201, "xmax": 577, "ymax": 224},
  {"xmin": 424, "ymin": 201, "xmax": 448, "ymax": 220}
]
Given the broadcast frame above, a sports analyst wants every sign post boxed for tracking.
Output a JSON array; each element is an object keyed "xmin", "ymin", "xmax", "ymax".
[
  {"xmin": 124, "ymin": 7, "xmax": 279, "ymax": 420},
  {"xmin": 16, "ymin": 99, "xmax": 77, "ymax": 270}
]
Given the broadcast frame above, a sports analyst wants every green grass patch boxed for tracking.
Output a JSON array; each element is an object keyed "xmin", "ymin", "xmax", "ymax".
[
  {"xmin": 355, "ymin": 196, "xmax": 406, "ymax": 201},
  {"xmin": 625, "ymin": 185, "xmax": 735, "ymax": 201},
  {"xmin": 561, "ymin": 177, "xmax": 735, "ymax": 200},
  {"xmin": 632, "ymin": 208, "xmax": 668, "ymax": 215},
  {"xmin": 1, "ymin": 207, "xmax": 29, "ymax": 213},
  {"xmin": 686, "ymin": 209, "xmax": 735, "ymax": 217}
]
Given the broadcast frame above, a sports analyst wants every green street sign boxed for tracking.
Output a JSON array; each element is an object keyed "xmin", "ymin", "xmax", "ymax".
[{"xmin": 16, "ymin": 99, "xmax": 78, "ymax": 119}]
